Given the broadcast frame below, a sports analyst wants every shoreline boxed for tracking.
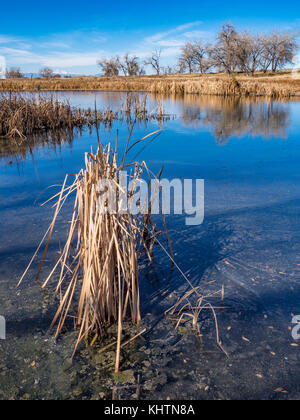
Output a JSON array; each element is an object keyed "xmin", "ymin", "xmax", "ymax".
[
  {"xmin": 1, "ymin": 89, "xmax": 300, "ymax": 99},
  {"xmin": 1, "ymin": 73, "xmax": 300, "ymax": 98}
]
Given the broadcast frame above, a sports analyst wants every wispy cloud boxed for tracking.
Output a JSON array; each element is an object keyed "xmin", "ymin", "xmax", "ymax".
[
  {"xmin": 0, "ymin": 22, "xmax": 211, "ymax": 73},
  {"xmin": 36, "ymin": 41, "xmax": 71, "ymax": 49},
  {"xmin": 0, "ymin": 35, "xmax": 20, "ymax": 44},
  {"xmin": 0, "ymin": 30, "xmax": 109, "ymax": 72},
  {"xmin": 0, "ymin": 47, "xmax": 32, "ymax": 56},
  {"xmin": 0, "ymin": 47, "xmax": 106, "ymax": 68},
  {"xmin": 154, "ymin": 39, "xmax": 185, "ymax": 48},
  {"xmin": 175, "ymin": 21, "xmax": 203, "ymax": 32},
  {"xmin": 145, "ymin": 21, "xmax": 203, "ymax": 44},
  {"xmin": 141, "ymin": 21, "xmax": 213, "ymax": 65},
  {"xmin": 183, "ymin": 30, "xmax": 212, "ymax": 39},
  {"xmin": 41, "ymin": 51, "xmax": 106, "ymax": 67}
]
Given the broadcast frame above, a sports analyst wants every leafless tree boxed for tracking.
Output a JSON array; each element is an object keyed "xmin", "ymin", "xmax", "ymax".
[
  {"xmin": 162, "ymin": 65, "xmax": 176, "ymax": 75},
  {"xmin": 192, "ymin": 42, "xmax": 213, "ymax": 74},
  {"xmin": 260, "ymin": 32, "xmax": 298, "ymax": 73},
  {"xmin": 178, "ymin": 42, "xmax": 212, "ymax": 74},
  {"xmin": 208, "ymin": 23, "xmax": 240, "ymax": 75},
  {"xmin": 97, "ymin": 58, "xmax": 120, "ymax": 76},
  {"xmin": 235, "ymin": 33, "xmax": 264, "ymax": 76},
  {"xmin": 144, "ymin": 49, "xmax": 162, "ymax": 75},
  {"xmin": 178, "ymin": 42, "xmax": 196, "ymax": 74},
  {"xmin": 97, "ymin": 24, "xmax": 298, "ymax": 79},
  {"xmin": 6, "ymin": 67, "xmax": 24, "ymax": 78},
  {"xmin": 40, "ymin": 67, "xmax": 54, "ymax": 78},
  {"xmin": 117, "ymin": 54, "xmax": 144, "ymax": 76}
]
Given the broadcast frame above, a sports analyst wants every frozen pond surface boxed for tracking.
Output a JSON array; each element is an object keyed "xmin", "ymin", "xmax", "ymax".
[{"xmin": 1, "ymin": 92, "xmax": 300, "ymax": 400}]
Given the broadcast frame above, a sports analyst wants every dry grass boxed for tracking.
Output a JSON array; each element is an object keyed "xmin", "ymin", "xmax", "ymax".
[
  {"xmin": 1, "ymin": 72, "xmax": 300, "ymax": 97},
  {"xmin": 19, "ymin": 128, "xmax": 164, "ymax": 372},
  {"xmin": 0, "ymin": 94, "xmax": 93, "ymax": 140}
]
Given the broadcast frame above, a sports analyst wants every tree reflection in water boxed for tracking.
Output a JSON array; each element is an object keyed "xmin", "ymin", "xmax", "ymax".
[
  {"xmin": 178, "ymin": 95, "xmax": 290, "ymax": 144},
  {"xmin": 0, "ymin": 94, "xmax": 291, "ymax": 164}
]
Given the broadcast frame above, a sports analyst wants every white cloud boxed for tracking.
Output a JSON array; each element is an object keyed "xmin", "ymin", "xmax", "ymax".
[
  {"xmin": 41, "ymin": 51, "xmax": 105, "ymax": 67},
  {"xmin": 155, "ymin": 39, "xmax": 184, "ymax": 47},
  {"xmin": 0, "ymin": 47, "xmax": 32, "ymax": 56},
  {"xmin": 37, "ymin": 41, "xmax": 71, "ymax": 49},
  {"xmin": 0, "ymin": 22, "xmax": 210, "ymax": 73},
  {"xmin": 0, "ymin": 47, "xmax": 106, "ymax": 68},
  {"xmin": 175, "ymin": 21, "xmax": 203, "ymax": 32},
  {"xmin": 145, "ymin": 21, "xmax": 203, "ymax": 44},
  {"xmin": 0, "ymin": 35, "xmax": 20, "ymax": 44},
  {"xmin": 0, "ymin": 30, "xmax": 109, "ymax": 71},
  {"xmin": 183, "ymin": 30, "xmax": 212, "ymax": 40},
  {"xmin": 138, "ymin": 21, "xmax": 213, "ymax": 66}
]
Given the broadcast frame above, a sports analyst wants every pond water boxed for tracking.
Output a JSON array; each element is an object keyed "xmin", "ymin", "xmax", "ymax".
[{"xmin": 1, "ymin": 92, "xmax": 300, "ymax": 400}]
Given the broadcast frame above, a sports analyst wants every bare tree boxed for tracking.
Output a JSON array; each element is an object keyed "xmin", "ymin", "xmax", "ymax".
[
  {"xmin": 208, "ymin": 23, "xmax": 240, "ymax": 75},
  {"xmin": 118, "ymin": 54, "xmax": 144, "ymax": 76},
  {"xmin": 95, "ymin": 25, "xmax": 298, "ymax": 79},
  {"xmin": 178, "ymin": 42, "xmax": 212, "ymax": 74},
  {"xmin": 6, "ymin": 67, "xmax": 24, "ymax": 78},
  {"xmin": 97, "ymin": 58, "xmax": 120, "ymax": 76},
  {"xmin": 178, "ymin": 42, "xmax": 196, "ymax": 74},
  {"xmin": 191, "ymin": 42, "xmax": 213, "ymax": 74},
  {"xmin": 40, "ymin": 67, "xmax": 54, "ymax": 78},
  {"xmin": 144, "ymin": 49, "xmax": 162, "ymax": 75},
  {"xmin": 235, "ymin": 33, "xmax": 264, "ymax": 76},
  {"xmin": 162, "ymin": 65, "xmax": 176, "ymax": 75},
  {"xmin": 260, "ymin": 32, "xmax": 298, "ymax": 73}
]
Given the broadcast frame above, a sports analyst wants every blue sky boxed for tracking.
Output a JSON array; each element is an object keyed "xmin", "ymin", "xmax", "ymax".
[{"xmin": 0, "ymin": 0, "xmax": 299, "ymax": 74}]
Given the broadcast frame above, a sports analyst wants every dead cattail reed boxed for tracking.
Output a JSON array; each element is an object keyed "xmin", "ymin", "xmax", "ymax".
[
  {"xmin": 0, "ymin": 93, "xmax": 170, "ymax": 142},
  {"xmin": 0, "ymin": 93, "xmax": 90, "ymax": 140},
  {"xmin": 156, "ymin": 239, "xmax": 227, "ymax": 357},
  {"xmin": 19, "ymin": 128, "xmax": 164, "ymax": 372},
  {"xmin": 165, "ymin": 284, "xmax": 228, "ymax": 357}
]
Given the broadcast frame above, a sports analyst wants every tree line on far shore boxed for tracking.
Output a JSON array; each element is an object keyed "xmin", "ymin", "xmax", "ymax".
[
  {"xmin": 97, "ymin": 24, "xmax": 298, "ymax": 77},
  {"xmin": 5, "ymin": 66, "xmax": 64, "ymax": 79},
  {"xmin": 4, "ymin": 24, "xmax": 299, "ymax": 79}
]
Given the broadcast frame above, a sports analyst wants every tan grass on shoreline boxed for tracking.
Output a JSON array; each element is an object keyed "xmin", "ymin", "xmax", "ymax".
[{"xmin": 1, "ymin": 73, "xmax": 300, "ymax": 98}]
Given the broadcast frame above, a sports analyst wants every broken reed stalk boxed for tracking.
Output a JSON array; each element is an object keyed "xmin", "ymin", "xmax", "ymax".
[
  {"xmin": 19, "ymin": 129, "xmax": 163, "ymax": 373},
  {"xmin": 157, "ymin": 238, "xmax": 227, "ymax": 357},
  {"xmin": 165, "ymin": 285, "xmax": 228, "ymax": 358}
]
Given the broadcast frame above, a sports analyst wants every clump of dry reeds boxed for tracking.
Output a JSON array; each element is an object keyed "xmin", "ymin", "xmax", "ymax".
[
  {"xmin": 19, "ymin": 129, "xmax": 163, "ymax": 372},
  {"xmin": 0, "ymin": 93, "xmax": 169, "ymax": 142},
  {"xmin": 0, "ymin": 94, "xmax": 91, "ymax": 140}
]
